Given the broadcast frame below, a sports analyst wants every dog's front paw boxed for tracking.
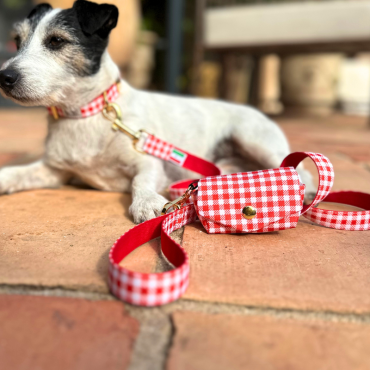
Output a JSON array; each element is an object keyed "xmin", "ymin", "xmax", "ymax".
[
  {"xmin": 0, "ymin": 167, "xmax": 20, "ymax": 195},
  {"xmin": 130, "ymin": 193, "xmax": 168, "ymax": 224}
]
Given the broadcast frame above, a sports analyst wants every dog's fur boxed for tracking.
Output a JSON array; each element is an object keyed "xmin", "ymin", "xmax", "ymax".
[{"xmin": 0, "ymin": 0, "xmax": 315, "ymax": 223}]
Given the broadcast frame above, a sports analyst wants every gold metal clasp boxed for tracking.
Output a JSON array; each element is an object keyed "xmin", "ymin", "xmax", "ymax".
[
  {"xmin": 161, "ymin": 198, "xmax": 183, "ymax": 215},
  {"xmin": 161, "ymin": 182, "xmax": 198, "ymax": 215},
  {"xmin": 102, "ymin": 102, "xmax": 139, "ymax": 140},
  {"xmin": 50, "ymin": 106, "xmax": 59, "ymax": 120},
  {"xmin": 102, "ymin": 99, "xmax": 148, "ymax": 153}
]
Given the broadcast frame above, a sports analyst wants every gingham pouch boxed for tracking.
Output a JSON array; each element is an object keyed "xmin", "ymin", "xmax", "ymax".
[
  {"xmin": 193, "ymin": 152, "xmax": 333, "ymax": 234},
  {"xmin": 193, "ymin": 167, "xmax": 305, "ymax": 233}
]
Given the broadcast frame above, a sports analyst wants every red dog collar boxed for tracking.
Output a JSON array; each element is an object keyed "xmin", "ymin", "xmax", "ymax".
[{"xmin": 47, "ymin": 80, "xmax": 121, "ymax": 119}]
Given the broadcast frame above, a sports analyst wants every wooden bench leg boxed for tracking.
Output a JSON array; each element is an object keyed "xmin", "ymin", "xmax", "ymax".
[
  {"xmin": 249, "ymin": 55, "xmax": 261, "ymax": 107},
  {"xmin": 191, "ymin": 0, "xmax": 206, "ymax": 95},
  {"xmin": 220, "ymin": 52, "xmax": 234, "ymax": 100}
]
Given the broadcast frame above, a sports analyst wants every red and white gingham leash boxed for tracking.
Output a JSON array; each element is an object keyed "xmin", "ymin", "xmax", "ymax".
[
  {"xmin": 280, "ymin": 152, "xmax": 370, "ymax": 231},
  {"xmin": 48, "ymin": 81, "xmax": 370, "ymax": 306},
  {"xmin": 109, "ymin": 148, "xmax": 370, "ymax": 306},
  {"xmin": 143, "ymin": 137, "xmax": 370, "ymax": 231}
]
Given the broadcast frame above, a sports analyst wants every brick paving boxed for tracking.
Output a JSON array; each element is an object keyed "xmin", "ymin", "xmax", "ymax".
[
  {"xmin": 0, "ymin": 109, "xmax": 370, "ymax": 369},
  {"xmin": 0, "ymin": 189, "xmax": 134, "ymax": 292},
  {"xmin": 0, "ymin": 295, "xmax": 138, "ymax": 370},
  {"xmin": 168, "ymin": 311, "xmax": 370, "ymax": 370},
  {"xmin": 182, "ymin": 219, "xmax": 370, "ymax": 313}
]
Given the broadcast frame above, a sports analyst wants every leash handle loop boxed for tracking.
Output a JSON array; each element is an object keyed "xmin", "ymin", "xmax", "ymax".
[
  {"xmin": 280, "ymin": 152, "xmax": 370, "ymax": 230},
  {"xmin": 280, "ymin": 152, "xmax": 334, "ymax": 214},
  {"xmin": 109, "ymin": 205, "xmax": 197, "ymax": 306}
]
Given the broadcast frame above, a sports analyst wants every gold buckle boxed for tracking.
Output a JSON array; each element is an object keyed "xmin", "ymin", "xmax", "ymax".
[
  {"xmin": 116, "ymin": 80, "xmax": 122, "ymax": 93},
  {"xmin": 103, "ymin": 102, "xmax": 139, "ymax": 140},
  {"xmin": 50, "ymin": 106, "xmax": 59, "ymax": 120},
  {"xmin": 102, "ymin": 84, "xmax": 150, "ymax": 153},
  {"xmin": 102, "ymin": 100, "xmax": 148, "ymax": 153},
  {"xmin": 161, "ymin": 182, "xmax": 198, "ymax": 215},
  {"xmin": 103, "ymin": 91, "xmax": 109, "ymax": 106}
]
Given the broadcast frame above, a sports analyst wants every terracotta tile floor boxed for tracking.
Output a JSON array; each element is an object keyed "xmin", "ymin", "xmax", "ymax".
[{"xmin": 0, "ymin": 108, "xmax": 370, "ymax": 370}]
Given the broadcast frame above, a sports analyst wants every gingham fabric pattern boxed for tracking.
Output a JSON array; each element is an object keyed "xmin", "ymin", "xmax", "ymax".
[
  {"xmin": 168, "ymin": 179, "xmax": 199, "ymax": 201},
  {"xmin": 141, "ymin": 134, "xmax": 221, "ymax": 198},
  {"xmin": 304, "ymin": 207, "xmax": 370, "ymax": 230},
  {"xmin": 299, "ymin": 152, "xmax": 334, "ymax": 215},
  {"xmin": 162, "ymin": 203, "xmax": 197, "ymax": 235},
  {"xmin": 303, "ymin": 189, "xmax": 370, "ymax": 231},
  {"xmin": 143, "ymin": 134, "xmax": 175, "ymax": 162},
  {"xmin": 47, "ymin": 82, "xmax": 120, "ymax": 119},
  {"xmin": 170, "ymin": 186, "xmax": 187, "ymax": 200},
  {"xmin": 193, "ymin": 167, "xmax": 305, "ymax": 234},
  {"xmin": 276, "ymin": 152, "xmax": 369, "ymax": 231},
  {"xmin": 255, "ymin": 186, "xmax": 305, "ymax": 233},
  {"xmin": 109, "ymin": 205, "xmax": 197, "ymax": 306}
]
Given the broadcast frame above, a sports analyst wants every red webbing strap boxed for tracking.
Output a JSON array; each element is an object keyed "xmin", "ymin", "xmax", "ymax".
[
  {"xmin": 142, "ymin": 134, "xmax": 221, "ymax": 199},
  {"xmin": 320, "ymin": 191, "xmax": 370, "ymax": 209},
  {"xmin": 142, "ymin": 134, "xmax": 220, "ymax": 177},
  {"xmin": 108, "ymin": 205, "xmax": 197, "ymax": 306},
  {"xmin": 281, "ymin": 152, "xmax": 370, "ymax": 230}
]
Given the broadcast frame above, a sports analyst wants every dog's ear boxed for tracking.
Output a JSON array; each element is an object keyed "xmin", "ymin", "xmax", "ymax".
[
  {"xmin": 27, "ymin": 3, "xmax": 53, "ymax": 20},
  {"xmin": 73, "ymin": 0, "xmax": 118, "ymax": 39}
]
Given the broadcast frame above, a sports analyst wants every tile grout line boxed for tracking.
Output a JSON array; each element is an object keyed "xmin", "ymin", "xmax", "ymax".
[
  {"xmin": 125, "ymin": 306, "xmax": 175, "ymax": 370},
  {"xmin": 0, "ymin": 284, "xmax": 114, "ymax": 301},
  {"xmin": 167, "ymin": 299, "xmax": 370, "ymax": 324},
  {"xmin": 1, "ymin": 283, "xmax": 370, "ymax": 323},
  {"xmin": 162, "ymin": 313, "xmax": 176, "ymax": 369}
]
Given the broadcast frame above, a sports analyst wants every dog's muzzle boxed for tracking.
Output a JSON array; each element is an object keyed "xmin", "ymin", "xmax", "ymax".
[{"xmin": 0, "ymin": 69, "xmax": 20, "ymax": 92}]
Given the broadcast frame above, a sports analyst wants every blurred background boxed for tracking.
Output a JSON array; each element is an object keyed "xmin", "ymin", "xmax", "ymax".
[
  {"xmin": 1, "ymin": 0, "xmax": 370, "ymax": 118},
  {"xmin": 1, "ymin": 4, "xmax": 370, "ymax": 369}
]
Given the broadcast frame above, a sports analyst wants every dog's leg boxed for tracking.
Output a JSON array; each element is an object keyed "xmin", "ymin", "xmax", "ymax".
[
  {"xmin": 231, "ymin": 120, "xmax": 316, "ymax": 198},
  {"xmin": 129, "ymin": 158, "xmax": 169, "ymax": 223},
  {"xmin": 295, "ymin": 164, "xmax": 316, "ymax": 201},
  {"xmin": 0, "ymin": 160, "xmax": 71, "ymax": 195}
]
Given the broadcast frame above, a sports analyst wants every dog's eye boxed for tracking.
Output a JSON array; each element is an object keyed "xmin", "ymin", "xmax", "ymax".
[
  {"xmin": 47, "ymin": 36, "xmax": 65, "ymax": 50},
  {"xmin": 14, "ymin": 35, "xmax": 21, "ymax": 51}
]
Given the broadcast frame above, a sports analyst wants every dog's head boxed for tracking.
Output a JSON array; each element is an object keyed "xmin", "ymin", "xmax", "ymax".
[{"xmin": 0, "ymin": 0, "xmax": 118, "ymax": 107}]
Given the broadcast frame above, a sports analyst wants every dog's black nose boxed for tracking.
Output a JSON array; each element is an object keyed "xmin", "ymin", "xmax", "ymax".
[{"xmin": 0, "ymin": 69, "xmax": 19, "ymax": 90}]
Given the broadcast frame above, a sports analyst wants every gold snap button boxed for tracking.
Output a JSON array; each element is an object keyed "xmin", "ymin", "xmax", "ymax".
[{"xmin": 242, "ymin": 206, "xmax": 257, "ymax": 220}]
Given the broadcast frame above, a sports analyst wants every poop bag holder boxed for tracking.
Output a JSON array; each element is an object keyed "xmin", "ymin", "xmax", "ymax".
[{"xmin": 108, "ymin": 152, "xmax": 370, "ymax": 307}]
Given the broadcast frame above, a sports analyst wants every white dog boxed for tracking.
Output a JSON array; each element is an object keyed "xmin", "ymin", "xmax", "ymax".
[{"xmin": 0, "ymin": 0, "xmax": 314, "ymax": 223}]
